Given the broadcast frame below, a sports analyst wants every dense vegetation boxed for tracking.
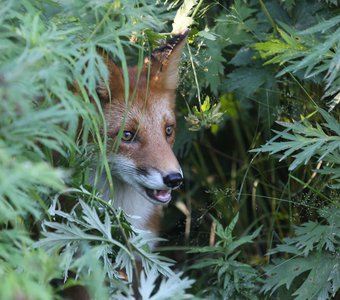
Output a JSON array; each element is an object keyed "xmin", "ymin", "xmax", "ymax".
[{"xmin": 0, "ymin": 0, "xmax": 339, "ymax": 299}]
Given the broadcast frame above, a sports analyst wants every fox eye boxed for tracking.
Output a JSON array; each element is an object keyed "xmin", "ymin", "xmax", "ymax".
[
  {"xmin": 165, "ymin": 125, "xmax": 174, "ymax": 137},
  {"xmin": 121, "ymin": 131, "xmax": 135, "ymax": 142}
]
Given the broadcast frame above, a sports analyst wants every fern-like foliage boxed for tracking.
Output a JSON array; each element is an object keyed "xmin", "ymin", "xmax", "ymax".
[
  {"xmin": 0, "ymin": 0, "xmax": 194, "ymax": 298},
  {"xmin": 262, "ymin": 206, "xmax": 340, "ymax": 299},
  {"xmin": 0, "ymin": 245, "xmax": 62, "ymax": 300},
  {"xmin": 138, "ymin": 268, "xmax": 193, "ymax": 300},
  {"xmin": 188, "ymin": 214, "xmax": 262, "ymax": 299},
  {"xmin": 252, "ymin": 109, "xmax": 340, "ymax": 188},
  {"xmin": 36, "ymin": 189, "xmax": 192, "ymax": 298},
  {"xmin": 254, "ymin": 16, "xmax": 340, "ymax": 110}
]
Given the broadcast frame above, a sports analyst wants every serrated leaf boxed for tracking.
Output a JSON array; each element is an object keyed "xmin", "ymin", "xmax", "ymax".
[
  {"xmin": 263, "ymin": 207, "xmax": 340, "ymax": 298},
  {"xmin": 292, "ymin": 253, "xmax": 339, "ymax": 300},
  {"xmin": 319, "ymin": 108, "xmax": 340, "ymax": 136},
  {"xmin": 255, "ymin": 17, "xmax": 340, "ymax": 108},
  {"xmin": 227, "ymin": 226, "xmax": 262, "ymax": 255},
  {"xmin": 224, "ymin": 67, "xmax": 270, "ymax": 97},
  {"xmin": 189, "ymin": 212, "xmax": 261, "ymax": 298},
  {"xmin": 298, "ymin": 15, "xmax": 340, "ymax": 35},
  {"xmin": 229, "ymin": 47, "xmax": 253, "ymax": 66},
  {"xmin": 262, "ymin": 255, "xmax": 319, "ymax": 294},
  {"xmin": 252, "ymin": 110, "xmax": 340, "ymax": 175},
  {"xmin": 197, "ymin": 30, "xmax": 216, "ymax": 40},
  {"xmin": 202, "ymin": 41, "xmax": 226, "ymax": 94}
]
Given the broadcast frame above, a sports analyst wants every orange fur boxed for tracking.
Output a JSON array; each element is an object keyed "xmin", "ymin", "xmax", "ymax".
[{"xmin": 93, "ymin": 31, "xmax": 188, "ymax": 235}]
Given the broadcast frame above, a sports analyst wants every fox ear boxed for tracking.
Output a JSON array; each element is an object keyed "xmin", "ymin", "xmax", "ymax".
[
  {"xmin": 151, "ymin": 30, "xmax": 189, "ymax": 90},
  {"xmin": 96, "ymin": 47, "xmax": 124, "ymax": 101}
]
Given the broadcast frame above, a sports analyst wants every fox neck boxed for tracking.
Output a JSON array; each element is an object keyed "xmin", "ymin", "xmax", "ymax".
[
  {"xmin": 92, "ymin": 172, "xmax": 158, "ymax": 232},
  {"xmin": 113, "ymin": 179, "xmax": 157, "ymax": 231}
]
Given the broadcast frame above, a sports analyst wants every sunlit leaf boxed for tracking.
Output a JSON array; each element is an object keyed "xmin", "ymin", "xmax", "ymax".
[{"xmin": 172, "ymin": 0, "xmax": 197, "ymax": 35}]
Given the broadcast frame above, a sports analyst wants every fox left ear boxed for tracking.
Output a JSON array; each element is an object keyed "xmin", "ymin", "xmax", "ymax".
[
  {"xmin": 96, "ymin": 47, "xmax": 124, "ymax": 102},
  {"xmin": 150, "ymin": 30, "xmax": 189, "ymax": 90}
]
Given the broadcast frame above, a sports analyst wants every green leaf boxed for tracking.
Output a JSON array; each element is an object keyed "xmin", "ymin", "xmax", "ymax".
[
  {"xmin": 254, "ymin": 17, "xmax": 340, "ymax": 109},
  {"xmin": 224, "ymin": 67, "xmax": 271, "ymax": 97},
  {"xmin": 263, "ymin": 207, "xmax": 340, "ymax": 299},
  {"xmin": 197, "ymin": 30, "xmax": 216, "ymax": 41},
  {"xmin": 319, "ymin": 108, "xmax": 340, "ymax": 136},
  {"xmin": 189, "ymin": 213, "xmax": 262, "ymax": 298},
  {"xmin": 298, "ymin": 15, "xmax": 340, "ymax": 35},
  {"xmin": 229, "ymin": 47, "xmax": 254, "ymax": 66},
  {"xmin": 252, "ymin": 110, "xmax": 340, "ymax": 177},
  {"xmin": 202, "ymin": 41, "xmax": 226, "ymax": 94}
]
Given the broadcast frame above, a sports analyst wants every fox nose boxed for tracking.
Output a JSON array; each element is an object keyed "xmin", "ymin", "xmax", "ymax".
[{"xmin": 163, "ymin": 172, "xmax": 183, "ymax": 189}]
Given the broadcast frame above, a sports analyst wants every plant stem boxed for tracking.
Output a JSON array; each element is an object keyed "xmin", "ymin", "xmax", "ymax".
[
  {"xmin": 258, "ymin": 0, "xmax": 277, "ymax": 34},
  {"xmin": 187, "ymin": 43, "xmax": 202, "ymax": 106}
]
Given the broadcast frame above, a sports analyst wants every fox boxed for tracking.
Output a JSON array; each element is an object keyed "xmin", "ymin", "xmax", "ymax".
[
  {"xmin": 92, "ymin": 30, "xmax": 188, "ymax": 236},
  {"xmin": 57, "ymin": 31, "xmax": 189, "ymax": 300}
]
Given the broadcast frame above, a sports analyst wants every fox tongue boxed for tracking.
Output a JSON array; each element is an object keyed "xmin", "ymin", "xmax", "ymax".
[
  {"xmin": 154, "ymin": 189, "xmax": 171, "ymax": 202},
  {"xmin": 145, "ymin": 188, "xmax": 172, "ymax": 203},
  {"xmin": 149, "ymin": 189, "xmax": 171, "ymax": 203}
]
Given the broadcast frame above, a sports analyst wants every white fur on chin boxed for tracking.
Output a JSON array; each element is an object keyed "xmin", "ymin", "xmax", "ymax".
[{"xmin": 89, "ymin": 166, "xmax": 156, "ymax": 231}]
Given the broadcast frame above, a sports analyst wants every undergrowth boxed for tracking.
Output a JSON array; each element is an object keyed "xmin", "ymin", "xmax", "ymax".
[{"xmin": 0, "ymin": 0, "xmax": 339, "ymax": 299}]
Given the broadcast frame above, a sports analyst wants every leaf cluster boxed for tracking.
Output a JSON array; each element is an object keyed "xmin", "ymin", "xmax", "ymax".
[
  {"xmin": 253, "ymin": 109, "xmax": 340, "ymax": 188},
  {"xmin": 36, "ymin": 191, "xmax": 190, "ymax": 297},
  {"xmin": 0, "ymin": 0, "xmax": 193, "ymax": 298},
  {"xmin": 175, "ymin": 1, "xmax": 340, "ymax": 299},
  {"xmin": 185, "ymin": 96, "xmax": 224, "ymax": 131},
  {"xmin": 188, "ymin": 214, "xmax": 262, "ymax": 299},
  {"xmin": 262, "ymin": 206, "xmax": 340, "ymax": 299},
  {"xmin": 254, "ymin": 16, "xmax": 340, "ymax": 110}
]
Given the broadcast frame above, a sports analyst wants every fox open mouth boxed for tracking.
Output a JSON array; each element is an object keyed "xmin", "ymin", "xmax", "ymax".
[{"xmin": 145, "ymin": 188, "xmax": 172, "ymax": 204}]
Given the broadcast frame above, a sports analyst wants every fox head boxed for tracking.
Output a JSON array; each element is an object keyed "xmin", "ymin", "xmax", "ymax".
[{"xmin": 96, "ymin": 31, "xmax": 188, "ymax": 205}]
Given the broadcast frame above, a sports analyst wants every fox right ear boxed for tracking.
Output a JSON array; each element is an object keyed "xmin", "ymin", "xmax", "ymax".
[
  {"xmin": 150, "ymin": 30, "xmax": 189, "ymax": 90},
  {"xmin": 152, "ymin": 29, "xmax": 189, "ymax": 90},
  {"xmin": 96, "ymin": 47, "xmax": 124, "ymax": 101}
]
